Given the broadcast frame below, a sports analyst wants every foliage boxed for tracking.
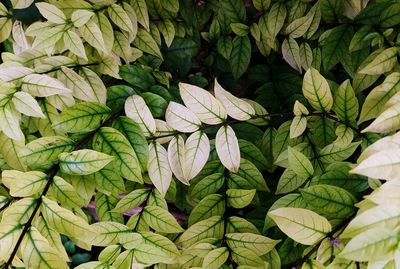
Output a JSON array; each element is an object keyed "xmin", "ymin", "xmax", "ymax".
[{"xmin": 0, "ymin": 0, "xmax": 399, "ymax": 268}]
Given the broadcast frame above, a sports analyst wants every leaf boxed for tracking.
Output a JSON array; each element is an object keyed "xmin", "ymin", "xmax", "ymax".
[
  {"xmin": 143, "ymin": 205, "xmax": 184, "ymax": 233},
  {"xmin": 276, "ymin": 169, "xmax": 308, "ymax": 194},
  {"xmin": 112, "ymin": 116, "xmax": 148, "ymax": 171},
  {"xmin": 299, "ymin": 42, "xmax": 313, "ymax": 71},
  {"xmin": 191, "ymin": 173, "xmax": 224, "ymax": 200},
  {"xmin": 287, "ymin": 147, "xmax": 314, "ymax": 178},
  {"xmin": 52, "ymin": 102, "xmax": 111, "ymax": 133},
  {"xmin": 71, "ymin": 9, "xmax": 94, "ymax": 27},
  {"xmin": 359, "ymin": 72, "xmax": 400, "ymax": 124},
  {"xmin": 202, "ymin": 247, "xmax": 229, "ymax": 269},
  {"xmin": 231, "ymin": 23, "xmax": 249, "ymax": 36},
  {"xmin": 300, "ymin": 184, "xmax": 357, "ymax": 218},
  {"xmin": 51, "ymin": 176, "xmax": 85, "ymax": 208},
  {"xmin": 63, "ymin": 30, "xmax": 87, "ymax": 60},
  {"xmin": 167, "ymin": 135, "xmax": 187, "ymax": 184},
  {"xmin": 35, "ymin": 2, "xmax": 66, "ymax": 24},
  {"xmin": 41, "ymin": 196, "xmax": 94, "ymax": 240},
  {"xmin": 338, "ymin": 228, "xmax": 398, "ymax": 262},
  {"xmin": 333, "ymin": 80, "xmax": 359, "ymax": 122},
  {"xmin": 12, "ymin": 92, "xmax": 44, "ymax": 118},
  {"xmin": 108, "ymin": 4, "xmax": 135, "ymax": 35},
  {"xmin": 133, "ymin": 29, "xmax": 163, "ymax": 59},
  {"xmin": 341, "ymin": 205, "xmax": 400, "ymax": 238},
  {"xmin": 235, "ymin": 158, "xmax": 269, "ymax": 191},
  {"xmin": 179, "ymin": 82, "xmax": 227, "ymax": 124},
  {"xmin": 214, "ymin": 79, "xmax": 255, "ymax": 120},
  {"xmin": 227, "ymin": 189, "xmax": 256, "ymax": 208},
  {"xmin": 362, "ymin": 103, "xmax": 400, "ymax": 133},
  {"xmin": 290, "ymin": 116, "xmax": 307, "ymax": 139},
  {"xmin": 0, "ymin": 133, "xmax": 26, "ymax": 171},
  {"xmin": 131, "ymin": 0, "xmax": 149, "ymax": 30},
  {"xmin": 188, "ymin": 194, "xmax": 225, "ymax": 226},
  {"xmin": 2, "ymin": 170, "xmax": 46, "ymax": 197},
  {"xmin": 0, "ymin": 106, "xmax": 24, "ymax": 142},
  {"xmin": 59, "ymin": 149, "xmax": 114, "ymax": 176},
  {"xmin": 285, "ymin": 11, "xmax": 313, "ymax": 38},
  {"xmin": 92, "ymin": 127, "xmax": 143, "ymax": 183},
  {"xmin": 134, "ymin": 232, "xmax": 179, "ymax": 264},
  {"xmin": 184, "ymin": 131, "xmax": 210, "ymax": 181},
  {"xmin": 320, "ymin": 25, "xmax": 353, "ymax": 71},
  {"xmin": 90, "ymin": 221, "xmax": 132, "ymax": 246},
  {"xmin": 176, "ymin": 216, "xmax": 224, "ymax": 248},
  {"xmin": 282, "ymin": 37, "xmax": 302, "ymax": 73},
  {"xmin": 21, "ymin": 74, "xmax": 71, "ymax": 97},
  {"xmin": 230, "ymin": 247, "xmax": 265, "ymax": 267},
  {"xmin": 148, "ymin": 141, "xmax": 172, "ymax": 196},
  {"xmin": 79, "ymin": 19, "xmax": 107, "ymax": 53},
  {"xmin": 350, "ymin": 148, "xmax": 400, "ymax": 180},
  {"xmin": 79, "ymin": 67, "xmax": 107, "ymax": 104},
  {"xmin": 158, "ymin": 19, "xmax": 175, "ymax": 47},
  {"xmin": 225, "ymin": 233, "xmax": 279, "ymax": 256},
  {"xmin": 230, "ymin": 36, "xmax": 251, "ymax": 79},
  {"xmin": 302, "ymin": 67, "xmax": 333, "ymax": 112},
  {"xmin": 112, "ymin": 188, "xmax": 149, "ymax": 213},
  {"xmin": 268, "ymin": 207, "xmax": 331, "ymax": 245},
  {"xmin": 267, "ymin": 3, "xmax": 287, "ymax": 42},
  {"xmin": 0, "ymin": 224, "xmax": 22, "ymax": 263},
  {"xmin": 358, "ymin": 47, "xmax": 398, "ymax": 75},
  {"xmin": 165, "ymin": 101, "xmax": 201, "ymax": 133},
  {"xmin": 21, "ymin": 136, "xmax": 75, "ymax": 170},
  {"xmin": 216, "ymin": 125, "xmax": 241, "ymax": 172},
  {"xmin": 125, "ymin": 95, "xmax": 156, "ymax": 137},
  {"xmin": 21, "ymin": 227, "xmax": 69, "ymax": 269},
  {"xmin": 217, "ymin": 36, "xmax": 233, "ymax": 60},
  {"xmin": 319, "ymin": 142, "xmax": 360, "ymax": 163}
]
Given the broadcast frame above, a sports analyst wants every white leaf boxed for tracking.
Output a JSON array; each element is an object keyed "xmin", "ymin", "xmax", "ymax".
[
  {"xmin": 58, "ymin": 66, "xmax": 98, "ymax": 102},
  {"xmin": 168, "ymin": 135, "xmax": 187, "ymax": 185},
  {"xmin": 0, "ymin": 65, "xmax": 34, "ymax": 82},
  {"xmin": 148, "ymin": 142, "xmax": 172, "ymax": 196},
  {"xmin": 184, "ymin": 131, "xmax": 210, "ymax": 181},
  {"xmin": 71, "ymin": 9, "xmax": 94, "ymax": 28},
  {"xmin": 35, "ymin": 2, "xmax": 66, "ymax": 24},
  {"xmin": 179, "ymin": 83, "xmax": 227, "ymax": 124},
  {"xmin": 0, "ymin": 107, "xmax": 24, "ymax": 142},
  {"xmin": 165, "ymin": 102, "xmax": 201, "ymax": 132},
  {"xmin": 215, "ymin": 125, "xmax": 240, "ymax": 172},
  {"xmin": 21, "ymin": 74, "xmax": 71, "ymax": 97},
  {"xmin": 125, "ymin": 95, "xmax": 156, "ymax": 136},
  {"xmin": 12, "ymin": 91, "xmax": 45, "ymax": 118},
  {"xmin": 214, "ymin": 79, "xmax": 255, "ymax": 120}
]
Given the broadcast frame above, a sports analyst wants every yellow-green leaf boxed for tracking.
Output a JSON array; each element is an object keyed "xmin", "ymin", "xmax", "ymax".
[
  {"xmin": 302, "ymin": 67, "xmax": 333, "ymax": 111},
  {"xmin": 358, "ymin": 47, "xmax": 398, "ymax": 75}
]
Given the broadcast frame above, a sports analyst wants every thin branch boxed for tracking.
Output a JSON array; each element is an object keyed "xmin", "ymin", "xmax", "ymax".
[{"xmin": 39, "ymin": 62, "xmax": 99, "ymax": 75}]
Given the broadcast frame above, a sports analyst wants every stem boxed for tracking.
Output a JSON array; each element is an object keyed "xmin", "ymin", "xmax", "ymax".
[{"xmin": 39, "ymin": 62, "xmax": 99, "ymax": 75}]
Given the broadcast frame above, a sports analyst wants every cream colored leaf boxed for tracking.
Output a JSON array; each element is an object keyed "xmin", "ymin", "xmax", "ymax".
[
  {"xmin": 12, "ymin": 91, "xmax": 45, "ymax": 118},
  {"xmin": 179, "ymin": 83, "xmax": 227, "ymax": 124},
  {"xmin": 168, "ymin": 135, "xmax": 187, "ymax": 185},
  {"xmin": 215, "ymin": 125, "xmax": 240, "ymax": 172},
  {"xmin": 362, "ymin": 103, "xmax": 400, "ymax": 133},
  {"xmin": 268, "ymin": 207, "xmax": 331, "ymax": 245},
  {"xmin": 282, "ymin": 37, "xmax": 302, "ymax": 73},
  {"xmin": 290, "ymin": 116, "xmax": 307, "ymax": 138},
  {"xmin": 71, "ymin": 9, "xmax": 94, "ymax": 27},
  {"xmin": 35, "ymin": 2, "xmax": 66, "ymax": 24},
  {"xmin": 125, "ymin": 95, "xmax": 156, "ymax": 136},
  {"xmin": 79, "ymin": 19, "xmax": 107, "ymax": 53},
  {"xmin": 21, "ymin": 74, "xmax": 71, "ymax": 97},
  {"xmin": 0, "ymin": 106, "xmax": 24, "ymax": 142},
  {"xmin": 63, "ymin": 30, "xmax": 87, "ymax": 60},
  {"xmin": 2, "ymin": 170, "xmax": 47, "ymax": 197},
  {"xmin": 358, "ymin": 47, "xmax": 398, "ymax": 75},
  {"xmin": 165, "ymin": 101, "xmax": 201, "ymax": 133},
  {"xmin": 0, "ymin": 65, "xmax": 34, "ymax": 82},
  {"xmin": 108, "ymin": 4, "xmax": 134, "ymax": 35},
  {"xmin": 184, "ymin": 131, "xmax": 210, "ymax": 181},
  {"xmin": 148, "ymin": 142, "xmax": 172, "ymax": 196},
  {"xmin": 58, "ymin": 66, "xmax": 98, "ymax": 102},
  {"xmin": 214, "ymin": 79, "xmax": 255, "ymax": 120}
]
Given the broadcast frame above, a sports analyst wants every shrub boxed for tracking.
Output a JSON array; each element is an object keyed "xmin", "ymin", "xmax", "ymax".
[{"xmin": 0, "ymin": 0, "xmax": 399, "ymax": 268}]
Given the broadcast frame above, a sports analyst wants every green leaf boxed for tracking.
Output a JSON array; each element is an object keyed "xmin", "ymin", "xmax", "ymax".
[
  {"xmin": 358, "ymin": 47, "xmax": 398, "ymax": 75},
  {"xmin": 282, "ymin": 37, "xmax": 302, "ymax": 73},
  {"xmin": 191, "ymin": 173, "xmax": 224, "ymax": 200},
  {"xmin": 148, "ymin": 141, "xmax": 172, "ymax": 196},
  {"xmin": 202, "ymin": 247, "xmax": 229, "ymax": 269},
  {"xmin": 338, "ymin": 228, "xmax": 398, "ymax": 262},
  {"xmin": 50, "ymin": 176, "xmax": 85, "ymax": 208},
  {"xmin": 108, "ymin": 4, "xmax": 135, "ymax": 35},
  {"xmin": 266, "ymin": 3, "xmax": 287, "ymax": 42},
  {"xmin": 21, "ymin": 227, "xmax": 69, "ymax": 269},
  {"xmin": 320, "ymin": 0, "xmax": 343, "ymax": 23},
  {"xmin": 359, "ymin": 72, "xmax": 400, "ymax": 124},
  {"xmin": 287, "ymin": 147, "xmax": 314, "ymax": 178},
  {"xmin": 319, "ymin": 142, "xmax": 360, "ymax": 163},
  {"xmin": 158, "ymin": 19, "xmax": 175, "ymax": 47},
  {"xmin": 52, "ymin": 102, "xmax": 111, "ymax": 133},
  {"xmin": 188, "ymin": 194, "xmax": 225, "ymax": 226},
  {"xmin": 230, "ymin": 23, "xmax": 249, "ymax": 36},
  {"xmin": 333, "ymin": 80, "xmax": 359, "ymax": 122},
  {"xmin": 319, "ymin": 25, "xmax": 353, "ymax": 71},
  {"xmin": 90, "ymin": 164, "xmax": 125, "ymax": 196},
  {"xmin": 0, "ymin": 224, "xmax": 22, "ymax": 263},
  {"xmin": 230, "ymin": 247, "xmax": 265, "ymax": 267},
  {"xmin": 90, "ymin": 221, "xmax": 132, "ymax": 247},
  {"xmin": 112, "ymin": 188, "xmax": 149, "ymax": 213},
  {"xmin": 92, "ymin": 127, "xmax": 143, "ymax": 183},
  {"xmin": 112, "ymin": 116, "xmax": 148, "ymax": 171},
  {"xmin": 217, "ymin": 36, "xmax": 233, "ymax": 60},
  {"xmin": 2, "ymin": 170, "xmax": 47, "ymax": 197},
  {"xmin": 268, "ymin": 207, "xmax": 331, "ymax": 245},
  {"xmin": 236, "ymin": 158, "xmax": 269, "ymax": 191},
  {"xmin": 59, "ymin": 149, "xmax": 114, "ymax": 176},
  {"xmin": 134, "ymin": 232, "xmax": 179, "ymax": 264},
  {"xmin": 143, "ymin": 205, "xmax": 184, "ymax": 233},
  {"xmin": 133, "ymin": 28, "xmax": 163, "ymax": 59},
  {"xmin": 177, "ymin": 216, "xmax": 224, "ymax": 248},
  {"xmin": 238, "ymin": 139, "xmax": 268, "ymax": 171},
  {"xmin": 302, "ymin": 67, "xmax": 333, "ymax": 111},
  {"xmin": 226, "ymin": 189, "xmax": 256, "ymax": 209},
  {"xmin": 300, "ymin": 184, "xmax": 357, "ymax": 218},
  {"xmin": 131, "ymin": 0, "xmax": 149, "ymax": 30},
  {"xmin": 226, "ymin": 233, "xmax": 279, "ymax": 256},
  {"xmin": 276, "ymin": 169, "xmax": 308, "ymax": 194},
  {"xmin": 230, "ymin": 36, "xmax": 251, "ymax": 79}
]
